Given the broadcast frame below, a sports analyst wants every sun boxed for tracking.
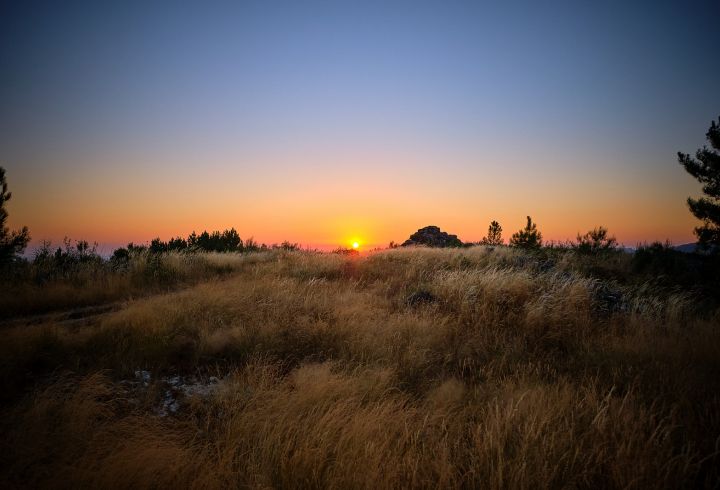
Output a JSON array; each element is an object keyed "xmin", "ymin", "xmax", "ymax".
[{"xmin": 352, "ymin": 242, "xmax": 359, "ymax": 249}]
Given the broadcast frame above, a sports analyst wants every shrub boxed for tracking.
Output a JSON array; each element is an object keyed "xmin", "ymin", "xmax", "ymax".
[
  {"xmin": 274, "ymin": 241, "xmax": 301, "ymax": 251},
  {"xmin": 509, "ymin": 216, "xmax": 542, "ymax": 249},
  {"xmin": 574, "ymin": 226, "xmax": 618, "ymax": 255},
  {"xmin": 481, "ymin": 220, "xmax": 503, "ymax": 246},
  {"xmin": 244, "ymin": 237, "xmax": 260, "ymax": 252}
]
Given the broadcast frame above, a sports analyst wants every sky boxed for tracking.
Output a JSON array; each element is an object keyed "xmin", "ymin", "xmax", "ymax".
[{"xmin": 1, "ymin": 0, "xmax": 719, "ymax": 252}]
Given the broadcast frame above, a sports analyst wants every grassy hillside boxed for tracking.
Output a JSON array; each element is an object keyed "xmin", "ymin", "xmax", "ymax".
[{"xmin": 1, "ymin": 247, "xmax": 718, "ymax": 488}]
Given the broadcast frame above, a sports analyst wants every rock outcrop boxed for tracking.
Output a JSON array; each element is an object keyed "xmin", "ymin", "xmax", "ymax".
[{"xmin": 401, "ymin": 226, "xmax": 463, "ymax": 248}]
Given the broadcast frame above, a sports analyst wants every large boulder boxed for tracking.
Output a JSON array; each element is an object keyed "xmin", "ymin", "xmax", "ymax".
[{"xmin": 401, "ymin": 226, "xmax": 463, "ymax": 248}]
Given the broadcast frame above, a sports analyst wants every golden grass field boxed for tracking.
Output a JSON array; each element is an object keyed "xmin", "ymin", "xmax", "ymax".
[{"xmin": 1, "ymin": 247, "xmax": 719, "ymax": 489}]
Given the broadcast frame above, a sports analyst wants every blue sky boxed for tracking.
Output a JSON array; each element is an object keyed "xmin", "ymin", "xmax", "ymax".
[{"xmin": 1, "ymin": 0, "xmax": 719, "ymax": 248}]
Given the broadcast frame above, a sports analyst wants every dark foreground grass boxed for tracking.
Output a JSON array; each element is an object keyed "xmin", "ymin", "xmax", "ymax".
[{"xmin": 0, "ymin": 247, "xmax": 719, "ymax": 489}]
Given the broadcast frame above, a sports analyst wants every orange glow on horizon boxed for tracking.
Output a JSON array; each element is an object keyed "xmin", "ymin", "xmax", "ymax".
[{"xmin": 3, "ymin": 147, "xmax": 703, "ymax": 251}]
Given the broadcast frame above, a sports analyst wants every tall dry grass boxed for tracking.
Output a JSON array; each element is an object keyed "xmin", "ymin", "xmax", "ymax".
[
  {"xmin": 1, "ymin": 246, "xmax": 718, "ymax": 488},
  {"xmin": 0, "ymin": 250, "xmax": 276, "ymax": 319}
]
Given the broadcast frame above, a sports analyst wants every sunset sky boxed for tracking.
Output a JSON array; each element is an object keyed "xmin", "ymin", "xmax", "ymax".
[{"xmin": 2, "ymin": 1, "xmax": 719, "ymax": 252}]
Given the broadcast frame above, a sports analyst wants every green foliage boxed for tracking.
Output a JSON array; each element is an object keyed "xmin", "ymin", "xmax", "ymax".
[
  {"xmin": 482, "ymin": 220, "xmax": 503, "ymax": 246},
  {"xmin": 574, "ymin": 226, "xmax": 618, "ymax": 255},
  {"xmin": 509, "ymin": 216, "xmax": 542, "ymax": 249},
  {"xmin": 0, "ymin": 166, "xmax": 30, "ymax": 264},
  {"xmin": 678, "ymin": 116, "xmax": 720, "ymax": 250}
]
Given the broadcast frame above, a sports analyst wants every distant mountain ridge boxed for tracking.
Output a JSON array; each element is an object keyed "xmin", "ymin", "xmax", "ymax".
[
  {"xmin": 674, "ymin": 243, "xmax": 699, "ymax": 253},
  {"xmin": 673, "ymin": 242, "xmax": 719, "ymax": 254}
]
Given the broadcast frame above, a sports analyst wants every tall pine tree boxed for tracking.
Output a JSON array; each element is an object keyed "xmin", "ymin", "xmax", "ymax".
[{"xmin": 678, "ymin": 117, "xmax": 720, "ymax": 250}]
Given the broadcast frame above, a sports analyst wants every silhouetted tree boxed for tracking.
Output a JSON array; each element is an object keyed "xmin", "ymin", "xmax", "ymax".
[
  {"xmin": 126, "ymin": 242, "xmax": 147, "ymax": 254},
  {"xmin": 221, "ymin": 228, "xmax": 242, "ymax": 251},
  {"xmin": 678, "ymin": 116, "xmax": 720, "ymax": 250},
  {"xmin": 111, "ymin": 247, "xmax": 131, "ymax": 263},
  {"xmin": 167, "ymin": 237, "xmax": 187, "ymax": 251},
  {"xmin": 574, "ymin": 226, "xmax": 618, "ymax": 255},
  {"xmin": 187, "ymin": 228, "xmax": 243, "ymax": 252},
  {"xmin": 147, "ymin": 236, "xmax": 188, "ymax": 253},
  {"xmin": 482, "ymin": 220, "xmax": 503, "ymax": 246},
  {"xmin": 110, "ymin": 242, "xmax": 147, "ymax": 268},
  {"xmin": 0, "ymin": 166, "xmax": 30, "ymax": 264},
  {"xmin": 149, "ymin": 238, "xmax": 168, "ymax": 254},
  {"xmin": 509, "ymin": 216, "xmax": 542, "ymax": 249}
]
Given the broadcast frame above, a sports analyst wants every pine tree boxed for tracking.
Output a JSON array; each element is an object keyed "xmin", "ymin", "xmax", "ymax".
[
  {"xmin": 0, "ymin": 166, "xmax": 30, "ymax": 264},
  {"xmin": 509, "ymin": 216, "xmax": 542, "ymax": 249},
  {"xmin": 482, "ymin": 220, "xmax": 503, "ymax": 246},
  {"xmin": 678, "ymin": 116, "xmax": 720, "ymax": 250}
]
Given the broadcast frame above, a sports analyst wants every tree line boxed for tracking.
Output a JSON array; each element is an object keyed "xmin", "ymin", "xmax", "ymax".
[
  {"xmin": 111, "ymin": 234, "xmax": 301, "ymax": 261},
  {"xmin": 472, "ymin": 216, "xmax": 618, "ymax": 255}
]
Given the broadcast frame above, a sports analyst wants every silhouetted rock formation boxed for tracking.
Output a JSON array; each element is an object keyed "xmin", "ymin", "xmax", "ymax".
[{"xmin": 401, "ymin": 226, "xmax": 463, "ymax": 248}]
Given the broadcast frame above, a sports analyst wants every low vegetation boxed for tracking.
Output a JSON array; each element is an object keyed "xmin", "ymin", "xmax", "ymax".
[
  {"xmin": 1, "ymin": 147, "xmax": 719, "ymax": 487},
  {"xmin": 0, "ymin": 243, "xmax": 262, "ymax": 319},
  {"xmin": 1, "ymin": 246, "xmax": 719, "ymax": 489}
]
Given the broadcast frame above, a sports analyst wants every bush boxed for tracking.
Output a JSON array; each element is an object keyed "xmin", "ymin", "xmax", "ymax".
[
  {"xmin": 574, "ymin": 227, "xmax": 619, "ymax": 255},
  {"xmin": 481, "ymin": 220, "xmax": 503, "ymax": 246},
  {"xmin": 631, "ymin": 242, "xmax": 720, "ymax": 299},
  {"xmin": 31, "ymin": 238, "xmax": 103, "ymax": 284},
  {"xmin": 509, "ymin": 216, "xmax": 542, "ymax": 249},
  {"xmin": 273, "ymin": 241, "xmax": 301, "ymax": 251}
]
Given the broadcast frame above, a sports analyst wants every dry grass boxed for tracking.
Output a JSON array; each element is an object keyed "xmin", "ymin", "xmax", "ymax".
[
  {"xmin": 1, "ymin": 247, "xmax": 719, "ymax": 489},
  {"xmin": 0, "ymin": 251, "xmax": 275, "ymax": 319}
]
